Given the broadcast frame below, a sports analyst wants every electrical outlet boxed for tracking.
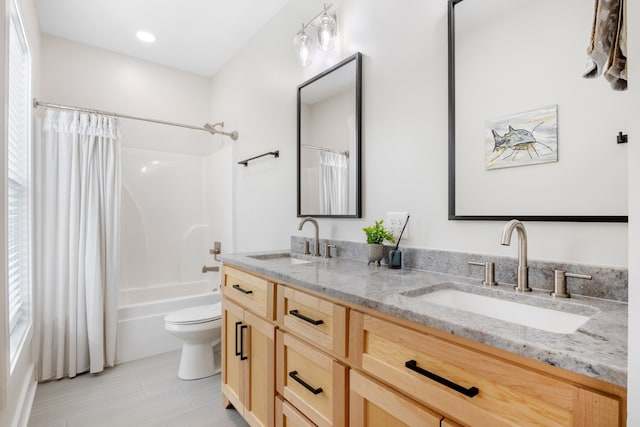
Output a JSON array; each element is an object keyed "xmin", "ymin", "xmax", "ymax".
[{"xmin": 386, "ymin": 211, "xmax": 409, "ymax": 240}]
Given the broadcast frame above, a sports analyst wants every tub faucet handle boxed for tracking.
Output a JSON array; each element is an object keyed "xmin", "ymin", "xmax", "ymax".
[{"xmin": 210, "ymin": 241, "xmax": 222, "ymax": 261}]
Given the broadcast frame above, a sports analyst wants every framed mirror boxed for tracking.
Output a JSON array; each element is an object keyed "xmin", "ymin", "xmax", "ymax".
[
  {"xmin": 297, "ymin": 52, "xmax": 362, "ymax": 218},
  {"xmin": 448, "ymin": 0, "xmax": 628, "ymax": 222}
]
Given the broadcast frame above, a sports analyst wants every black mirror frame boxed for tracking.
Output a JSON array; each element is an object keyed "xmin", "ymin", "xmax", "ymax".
[
  {"xmin": 297, "ymin": 52, "xmax": 362, "ymax": 218},
  {"xmin": 447, "ymin": 0, "xmax": 627, "ymax": 223}
]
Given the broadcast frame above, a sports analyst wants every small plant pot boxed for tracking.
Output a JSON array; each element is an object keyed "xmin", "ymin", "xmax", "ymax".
[{"xmin": 367, "ymin": 243, "xmax": 384, "ymax": 266}]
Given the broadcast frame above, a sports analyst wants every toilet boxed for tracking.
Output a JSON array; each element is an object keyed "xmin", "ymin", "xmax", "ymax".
[{"xmin": 164, "ymin": 303, "xmax": 222, "ymax": 380}]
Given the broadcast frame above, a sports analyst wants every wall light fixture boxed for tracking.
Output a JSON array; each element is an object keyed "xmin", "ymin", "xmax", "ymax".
[{"xmin": 293, "ymin": 3, "xmax": 336, "ymax": 66}]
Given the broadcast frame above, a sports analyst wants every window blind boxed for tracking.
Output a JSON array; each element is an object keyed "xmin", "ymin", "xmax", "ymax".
[{"xmin": 7, "ymin": 0, "xmax": 31, "ymax": 352}]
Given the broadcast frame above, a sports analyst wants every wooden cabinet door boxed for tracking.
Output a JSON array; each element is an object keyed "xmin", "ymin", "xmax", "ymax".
[
  {"xmin": 244, "ymin": 310, "xmax": 276, "ymax": 427},
  {"xmin": 222, "ymin": 298, "xmax": 276, "ymax": 427},
  {"xmin": 350, "ymin": 370, "xmax": 443, "ymax": 427},
  {"xmin": 222, "ymin": 299, "xmax": 244, "ymax": 412}
]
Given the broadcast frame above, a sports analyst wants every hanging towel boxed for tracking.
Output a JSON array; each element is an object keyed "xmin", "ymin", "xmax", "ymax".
[
  {"xmin": 603, "ymin": 0, "xmax": 627, "ymax": 90},
  {"xmin": 583, "ymin": 0, "xmax": 627, "ymax": 90}
]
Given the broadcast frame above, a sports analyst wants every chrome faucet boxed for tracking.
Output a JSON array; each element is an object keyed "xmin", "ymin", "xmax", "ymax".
[
  {"xmin": 500, "ymin": 219, "xmax": 531, "ymax": 292},
  {"xmin": 298, "ymin": 217, "xmax": 320, "ymax": 256}
]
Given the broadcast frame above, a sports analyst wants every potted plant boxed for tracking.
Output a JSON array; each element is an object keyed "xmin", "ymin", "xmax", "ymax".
[{"xmin": 363, "ymin": 220, "xmax": 395, "ymax": 265}]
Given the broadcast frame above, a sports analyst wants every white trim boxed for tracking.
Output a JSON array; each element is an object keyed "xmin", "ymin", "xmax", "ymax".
[
  {"xmin": 1, "ymin": 0, "xmax": 10, "ymax": 412},
  {"xmin": 6, "ymin": 0, "xmax": 32, "ymax": 374},
  {"xmin": 10, "ymin": 362, "xmax": 35, "ymax": 427}
]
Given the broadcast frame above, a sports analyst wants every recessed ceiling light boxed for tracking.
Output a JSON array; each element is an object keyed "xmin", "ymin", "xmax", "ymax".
[{"xmin": 136, "ymin": 31, "xmax": 156, "ymax": 43}]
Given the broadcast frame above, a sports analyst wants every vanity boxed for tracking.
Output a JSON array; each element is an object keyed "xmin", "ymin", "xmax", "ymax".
[{"xmin": 219, "ymin": 251, "xmax": 627, "ymax": 427}]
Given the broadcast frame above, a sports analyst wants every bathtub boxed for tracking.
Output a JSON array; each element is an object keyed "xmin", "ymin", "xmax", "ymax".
[{"xmin": 116, "ymin": 280, "xmax": 220, "ymax": 364}]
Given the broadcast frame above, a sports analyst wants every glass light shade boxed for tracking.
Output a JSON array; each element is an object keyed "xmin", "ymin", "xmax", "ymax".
[
  {"xmin": 293, "ymin": 31, "xmax": 312, "ymax": 66},
  {"xmin": 316, "ymin": 13, "xmax": 336, "ymax": 51}
]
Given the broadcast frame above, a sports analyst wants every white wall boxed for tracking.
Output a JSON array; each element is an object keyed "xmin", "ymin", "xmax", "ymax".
[
  {"xmin": 1, "ymin": 0, "xmax": 40, "ymax": 425},
  {"xmin": 626, "ymin": 0, "xmax": 638, "ymax": 423},
  {"xmin": 211, "ymin": 0, "xmax": 628, "ymax": 267},
  {"xmin": 40, "ymin": 35, "xmax": 213, "ymax": 156}
]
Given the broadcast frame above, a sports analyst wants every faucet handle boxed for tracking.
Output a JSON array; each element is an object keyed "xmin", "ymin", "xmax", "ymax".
[
  {"xmin": 468, "ymin": 261, "xmax": 497, "ymax": 286},
  {"xmin": 324, "ymin": 243, "xmax": 336, "ymax": 258},
  {"xmin": 551, "ymin": 270, "xmax": 592, "ymax": 298},
  {"xmin": 298, "ymin": 240, "xmax": 311, "ymax": 255}
]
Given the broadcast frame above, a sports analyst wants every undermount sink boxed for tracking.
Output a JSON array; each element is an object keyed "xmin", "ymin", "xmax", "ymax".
[
  {"xmin": 247, "ymin": 253, "xmax": 312, "ymax": 265},
  {"xmin": 401, "ymin": 286, "xmax": 597, "ymax": 334}
]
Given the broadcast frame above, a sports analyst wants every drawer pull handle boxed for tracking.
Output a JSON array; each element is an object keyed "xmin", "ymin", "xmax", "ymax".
[
  {"xmin": 239, "ymin": 325, "xmax": 248, "ymax": 361},
  {"xmin": 232, "ymin": 284, "xmax": 253, "ymax": 294},
  {"xmin": 289, "ymin": 370, "xmax": 323, "ymax": 395},
  {"xmin": 289, "ymin": 309, "xmax": 324, "ymax": 326},
  {"xmin": 234, "ymin": 321, "xmax": 242, "ymax": 357},
  {"xmin": 405, "ymin": 360, "xmax": 479, "ymax": 398}
]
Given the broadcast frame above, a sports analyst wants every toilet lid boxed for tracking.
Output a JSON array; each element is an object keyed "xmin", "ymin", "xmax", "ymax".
[{"xmin": 165, "ymin": 303, "xmax": 221, "ymax": 325}]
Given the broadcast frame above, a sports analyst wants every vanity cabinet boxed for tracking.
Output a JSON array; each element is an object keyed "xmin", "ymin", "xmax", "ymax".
[
  {"xmin": 349, "ymin": 310, "xmax": 622, "ymax": 427},
  {"xmin": 222, "ymin": 266, "xmax": 276, "ymax": 427},
  {"xmin": 221, "ymin": 263, "xmax": 626, "ymax": 427}
]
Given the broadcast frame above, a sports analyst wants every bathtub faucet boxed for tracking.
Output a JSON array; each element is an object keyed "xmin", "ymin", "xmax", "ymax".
[
  {"xmin": 203, "ymin": 241, "xmax": 222, "ymax": 273},
  {"xmin": 202, "ymin": 265, "xmax": 219, "ymax": 273}
]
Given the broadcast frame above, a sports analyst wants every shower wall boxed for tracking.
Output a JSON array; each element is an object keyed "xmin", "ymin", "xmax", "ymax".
[{"xmin": 120, "ymin": 147, "xmax": 216, "ymax": 290}]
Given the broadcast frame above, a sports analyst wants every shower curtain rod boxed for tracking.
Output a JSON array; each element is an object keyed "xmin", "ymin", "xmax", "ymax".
[
  {"xmin": 32, "ymin": 98, "xmax": 239, "ymax": 140},
  {"xmin": 301, "ymin": 144, "xmax": 349, "ymax": 158}
]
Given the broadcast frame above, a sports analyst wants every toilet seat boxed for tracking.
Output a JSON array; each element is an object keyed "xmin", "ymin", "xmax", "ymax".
[{"xmin": 165, "ymin": 303, "xmax": 221, "ymax": 325}]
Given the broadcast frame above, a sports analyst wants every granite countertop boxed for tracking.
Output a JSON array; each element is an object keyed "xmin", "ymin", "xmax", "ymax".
[{"xmin": 220, "ymin": 251, "xmax": 628, "ymax": 388}]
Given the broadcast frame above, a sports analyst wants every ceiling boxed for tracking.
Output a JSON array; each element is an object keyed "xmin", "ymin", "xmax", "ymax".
[{"xmin": 34, "ymin": 0, "xmax": 290, "ymax": 77}]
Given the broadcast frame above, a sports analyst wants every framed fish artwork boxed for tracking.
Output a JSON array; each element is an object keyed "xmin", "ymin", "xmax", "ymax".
[{"xmin": 485, "ymin": 105, "xmax": 558, "ymax": 170}]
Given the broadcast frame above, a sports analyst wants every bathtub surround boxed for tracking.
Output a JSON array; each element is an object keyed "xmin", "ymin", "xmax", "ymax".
[
  {"xmin": 291, "ymin": 236, "xmax": 628, "ymax": 302},
  {"xmin": 34, "ymin": 109, "xmax": 121, "ymax": 381},
  {"xmin": 120, "ymin": 148, "xmax": 217, "ymax": 291}
]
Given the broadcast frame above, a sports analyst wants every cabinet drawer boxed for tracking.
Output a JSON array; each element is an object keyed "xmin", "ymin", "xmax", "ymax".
[
  {"xmin": 223, "ymin": 266, "xmax": 274, "ymax": 319},
  {"xmin": 351, "ymin": 312, "xmax": 620, "ymax": 427},
  {"xmin": 277, "ymin": 286, "xmax": 347, "ymax": 357},
  {"xmin": 276, "ymin": 396, "xmax": 317, "ymax": 427},
  {"xmin": 350, "ymin": 370, "xmax": 443, "ymax": 427},
  {"xmin": 276, "ymin": 331, "xmax": 347, "ymax": 427}
]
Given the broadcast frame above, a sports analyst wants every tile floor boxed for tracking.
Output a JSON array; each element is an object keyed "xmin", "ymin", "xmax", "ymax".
[{"xmin": 28, "ymin": 351, "xmax": 248, "ymax": 427}]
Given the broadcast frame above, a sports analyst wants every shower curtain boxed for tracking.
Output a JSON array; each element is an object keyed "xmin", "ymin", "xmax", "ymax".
[
  {"xmin": 319, "ymin": 151, "xmax": 348, "ymax": 215},
  {"xmin": 34, "ymin": 109, "xmax": 121, "ymax": 380}
]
